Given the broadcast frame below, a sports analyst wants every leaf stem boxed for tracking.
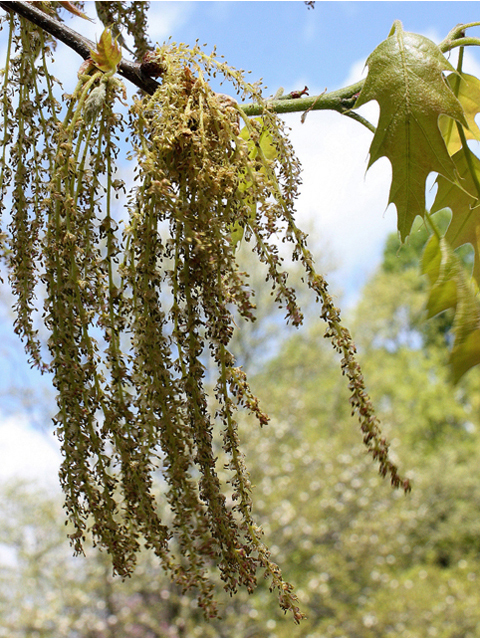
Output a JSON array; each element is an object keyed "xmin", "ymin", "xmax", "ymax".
[
  {"xmin": 240, "ymin": 80, "xmax": 376, "ymax": 132},
  {"xmin": 454, "ymin": 47, "xmax": 480, "ymax": 202},
  {"xmin": 424, "ymin": 209, "xmax": 442, "ymax": 240},
  {"xmin": 242, "ymin": 80, "xmax": 369, "ymax": 117},
  {"xmin": 342, "ymin": 109, "xmax": 376, "ymax": 133},
  {"xmin": 439, "ymin": 21, "xmax": 480, "ymax": 52},
  {"xmin": 439, "ymin": 36, "xmax": 480, "ymax": 53},
  {"xmin": 442, "ymin": 21, "xmax": 480, "ymax": 42}
]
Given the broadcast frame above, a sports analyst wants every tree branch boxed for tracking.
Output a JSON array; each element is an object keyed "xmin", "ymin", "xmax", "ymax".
[
  {"xmin": 0, "ymin": 0, "xmax": 160, "ymax": 95},
  {"xmin": 241, "ymin": 81, "xmax": 361, "ymax": 116},
  {"xmin": 0, "ymin": 0, "xmax": 374, "ymax": 132},
  {"xmin": 241, "ymin": 80, "xmax": 375, "ymax": 132}
]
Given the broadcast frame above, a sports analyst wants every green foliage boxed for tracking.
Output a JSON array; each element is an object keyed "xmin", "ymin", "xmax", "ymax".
[
  {"xmin": 230, "ymin": 117, "xmax": 278, "ymax": 248},
  {"xmin": 355, "ymin": 20, "xmax": 466, "ymax": 242},
  {"xmin": 379, "ymin": 212, "xmax": 467, "ymax": 354},
  {"xmin": 354, "ymin": 20, "xmax": 480, "ymax": 381},
  {"xmin": 89, "ymin": 28, "xmax": 122, "ymax": 73},
  {"xmin": 422, "ymin": 234, "xmax": 480, "ymax": 382},
  {"xmin": 433, "ymin": 148, "xmax": 480, "ymax": 282},
  {"xmin": 439, "ymin": 73, "xmax": 480, "ymax": 154},
  {"xmin": 3, "ymin": 253, "xmax": 480, "ymax": 636}
]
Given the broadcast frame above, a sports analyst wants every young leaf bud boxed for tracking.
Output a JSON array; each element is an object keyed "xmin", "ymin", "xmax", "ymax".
[{"xmin": 84, "ymin": 83, "xmax": 107, "ymax": 122}]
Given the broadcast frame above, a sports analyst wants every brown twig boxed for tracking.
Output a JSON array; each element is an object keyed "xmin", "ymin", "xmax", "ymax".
[{"xmin": 0, "ymin": 0, "xmax": 160, "ymax": 95}]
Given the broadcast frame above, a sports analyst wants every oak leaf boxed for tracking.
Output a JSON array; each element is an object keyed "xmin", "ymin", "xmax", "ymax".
[
  {"xmin": 432, "ymin": 147, "xmax": 480, "ymax": 285},
  {"xmin": 231, "ymin": 119, "xmax": 278, "ymax": 249},
  {"xmin": 355, "ymin": 20, "xmax": 466, "ymax": 241}
]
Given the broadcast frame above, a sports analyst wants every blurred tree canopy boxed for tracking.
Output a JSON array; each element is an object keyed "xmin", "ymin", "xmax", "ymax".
[{"xmin": 2, "ymin": 227, "xmax": 480, "ymax": 637}]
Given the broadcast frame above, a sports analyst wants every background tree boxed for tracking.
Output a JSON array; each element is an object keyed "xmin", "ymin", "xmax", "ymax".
[{"xmin": 3, "ymin": 231, "xmax": 480, "ymax": 636}]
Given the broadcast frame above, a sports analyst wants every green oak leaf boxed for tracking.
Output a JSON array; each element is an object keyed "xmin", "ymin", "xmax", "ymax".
[
  {"xmin": 229, "ymin": 220, "xmax": 246, "ymax": 248},
  {"xmin": 431, "ymin": 147, "xmax": 480, "ymax": 284},
  {"xmin": 422, "ymin": 234, "xmax": 459, "ymax": 318},
  {"xmin": 439, "ymin": 73, "xmax": 480, "ymax": 154},
  {"xmin": 355, "ymin": 20, "xmax": 467, "ymax": 241},
  {"xmin": 422, "ymin": 234, "xmax": 480, "ymax": 382}
]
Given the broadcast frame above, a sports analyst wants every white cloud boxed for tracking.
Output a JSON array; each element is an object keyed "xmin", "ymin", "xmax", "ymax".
[
  {"xmin": 343, "ymin": 58, "xmax": 368, "ymax": 87},
  {"xmin": 0, "ymin": 414, "xmax": 61, "ymax": 489},
  {"xmin": 146, "ymin": 2, "xmax": 195, "ymax": 44}
]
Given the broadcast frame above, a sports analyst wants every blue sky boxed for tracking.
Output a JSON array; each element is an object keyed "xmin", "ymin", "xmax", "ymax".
[
  {"xmin": 142, "ymin": 2, "xmax": 480, "ymax": 94},
  {"xmin": 2, "ymin": 1, "xmax": 480, "ymax": 480}
]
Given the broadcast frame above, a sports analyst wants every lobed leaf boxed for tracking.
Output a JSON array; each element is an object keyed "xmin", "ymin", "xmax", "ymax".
[
  {"xmin": 90, "ymin": 28, "xmax": 122, "ymax": 74},
  {"xmin": 356, "ymin": 20, "xmax": 466, "ymax": 241},
  {"xmin": 432, "ymin": 147, "xmax": 480, "ymax": 284}
]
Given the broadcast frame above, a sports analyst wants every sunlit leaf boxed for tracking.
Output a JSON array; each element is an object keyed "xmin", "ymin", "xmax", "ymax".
[
  {"xmin": 356, "ymin": 20, "xmax": 466, "ymax": 241},
  {"xmin": 451, "ymin": 289, "xmax": 480, "ymax": 383},
  {"xmin": 422, "ymin": 234, "xmax": 458, "ymax": 317},
  {"xmin": 229, "ymin": 220, "xmax": 245, "ymax": 248},
  {"xmin": 439, "ymin": 73, "xmax": 480, "ymax": 154},
  {"xmin": 231, "ymin": 119, "xmax": 278, "ymax": 249},
  {"xmin": 239, "ymin": 117, "xmax": 277, "ymax": 161}
]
